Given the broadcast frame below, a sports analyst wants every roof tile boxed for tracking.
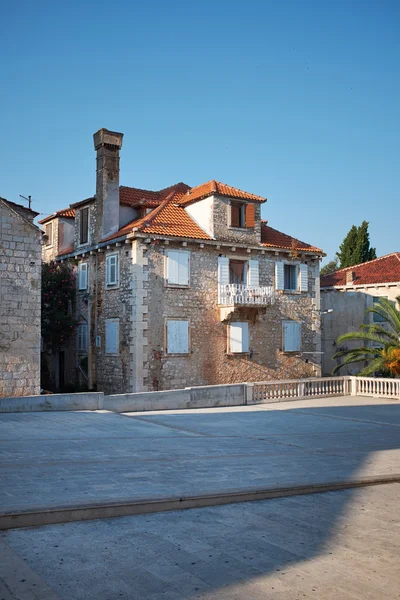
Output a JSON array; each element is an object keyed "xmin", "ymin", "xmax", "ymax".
[
  {"xmin": 321, "ymin": 253, "xmax": 400, "ymax": 287},
  {"xmin": 179, "ymin": 180, "xmax": 266, "ymax": 206},
  {"xmin": 261, "ymin": 222, "xmax": 322, "ymax": 253}
]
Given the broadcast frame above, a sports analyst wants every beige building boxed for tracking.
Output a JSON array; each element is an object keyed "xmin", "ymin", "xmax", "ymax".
[
  {"xmin": 42, "ymin": 128, "xmax": 324, "ymax": 394},
  {"xmin": 0, "ymin": 197, "xmax": 42, "ymax": 397},
  {"xmin": 321, "ymin": 253, "xmax": 400, "ymax": 375}
]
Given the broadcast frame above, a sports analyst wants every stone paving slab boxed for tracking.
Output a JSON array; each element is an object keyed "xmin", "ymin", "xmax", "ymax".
[
  {"xmin": 1, "ymin": 484, "xmax": 399, "ymax": 599},
  {"xmin": 0, "ymin": 396, "xmax": 399, "ymax": 513}
]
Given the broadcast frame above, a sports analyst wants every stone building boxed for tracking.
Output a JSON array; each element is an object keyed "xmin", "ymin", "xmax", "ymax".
[
  {"xmin": 0, "ymin": 197, "xmax": 42, "ymax": 397},
  {"xmin": 42, "ymin": 128, "xmax": 324, "ymax": 394},
  {"xmin": 321, "ymin": 253, "xmax": 400, "ymax": 375}
]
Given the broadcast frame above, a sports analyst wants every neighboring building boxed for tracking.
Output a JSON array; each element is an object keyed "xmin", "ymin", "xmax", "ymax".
[
  {"xmin": 0, "ymin": 197, "xmax": 42, "ymax": 397},
  {"xmin": 41, "ymin": 128, "xmax": 324, "ymax": 394},
  {"xmin": 321, "ymin": 253, "xmax": 400, "ymax": 375}
]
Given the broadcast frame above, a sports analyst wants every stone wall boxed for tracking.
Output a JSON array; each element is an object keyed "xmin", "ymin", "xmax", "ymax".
[
  {"xmin": 213, "ymin": 197, "xmax": 262, "ymax": 245},
  {"xmin": 0, "ymin": 201, "xmax": 42, "ymax": 397}
]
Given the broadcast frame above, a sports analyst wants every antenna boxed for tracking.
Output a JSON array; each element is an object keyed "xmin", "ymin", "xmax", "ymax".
[{"xmin": 19, "ymin": 194, "xmax": 32, "ymax": 209}]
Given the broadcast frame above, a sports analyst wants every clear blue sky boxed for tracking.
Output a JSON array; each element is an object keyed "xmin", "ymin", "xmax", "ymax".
[{"xmin": 1, "ymin": 0, "xmax": 399, "ymax": 263}]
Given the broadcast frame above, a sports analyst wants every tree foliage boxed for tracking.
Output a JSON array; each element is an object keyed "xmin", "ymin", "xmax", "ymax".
[
  {"xmin": 332, "ymin": 296, "xmax": 400, "ymax": 377},
  {"xmin": 336, "ymin": 221, "xmax": 376, "ymax": 269},
  {"xmin": 42, "ymin": 263, "xmax": 76, "ymax": 349},
  {"xmin": 320, "ymin": 259, "xmax": 338, "ymax": 276}
]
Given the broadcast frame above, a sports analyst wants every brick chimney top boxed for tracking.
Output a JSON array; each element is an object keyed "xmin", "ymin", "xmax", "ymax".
[
  {"xmin": 346, "ymin": 270, "xmax": 356, "ymax": 284},
  {"xmin": 93, "ymin": 128, "xmax": 123, "ymax": 151}
]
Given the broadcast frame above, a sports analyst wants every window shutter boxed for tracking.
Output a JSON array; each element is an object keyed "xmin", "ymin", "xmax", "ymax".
[
  {"xmin": 283, "ymin": 321, "xmax": 301, "ymax": 352},
  {"xmin": 247, "ymin": 259, "xmax": 259, "ymax": 287},
  {"xmin": 79, "ymin": 263, "xmax": 88, "ymax": 290},
  {"xmin": 230, "ymin": 204, "xmax": 240, "ymax": 227},
  {"xmin": 218, "ymin": 256, "xmax": 230, "ymax": 285},
  {"xmin": 167, "ymin": 320, "xmax": 189, "ymax": 354},
  {"xmin": 229, "ymin": 322, "xmax": 249, "ymax": 353},
  {"xmin": 245, "ymin": 203, "xmax": 255, "ymax": 228},
  {"xmin": 166, "ymin": 251, "xmax": 179, "ymax": 284},
  {"xmin": 275, "ymin": 262, "xmax": 284, "ymax": 290},
  {"xmin": 299, "ymin": 264, "xmax": 308, "ymax": 292},
  {"xmin": 80, "ymin": 208, "xmax": 89, "ymax": 244},
  {"xmin": 166, "ymin": 251, "xmax": 189, "ymax": 286},
  {"xmin": 106, "ymin": 255, "xmax": 118, "ymax": 286},
  {"xmin": 105, "ymin": 319, "xmax": 119, "ymax": 354},
  {"xmin": 78, "ymin": 324, "xmax": 88, "ymax": 352},
  {"xmin": 178, "ymin": 251, "xmax": 189, "ymax": 285}
]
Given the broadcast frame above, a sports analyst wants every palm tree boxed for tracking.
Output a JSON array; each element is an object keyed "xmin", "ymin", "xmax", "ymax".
[{"xmin": 332, "ymin": 296, "xmax": 400, "ymax": 377}]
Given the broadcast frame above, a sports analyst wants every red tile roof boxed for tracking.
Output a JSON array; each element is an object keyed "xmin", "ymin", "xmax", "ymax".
[
  {"xmin": 321, "ymin": 253, "xmax": 400, "ymax": 287},
  {"xmin": 179, "ymin": 180, "xmax": 266, "ymax": 206},
  {"xmin": 261, "ymin": 222, "xmax": 322, "ymax": 253},
  {"xmin": 120, "ymin": 183, "xmax": 190, "ymax": 208},
  {"xmin": 38, "ymin": 207, "xmax": 76, "ymax": 224}
]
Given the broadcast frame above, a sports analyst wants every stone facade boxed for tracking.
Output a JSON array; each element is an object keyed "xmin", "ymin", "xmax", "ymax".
[{"xmin": 0, "ymin": 198, "xmax": 42, "ymax": 397}]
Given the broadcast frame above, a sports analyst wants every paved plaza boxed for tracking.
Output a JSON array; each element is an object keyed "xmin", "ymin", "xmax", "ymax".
[{"xmin": 1, "ymin": 396, "xmax": 400, "ymax": 514}]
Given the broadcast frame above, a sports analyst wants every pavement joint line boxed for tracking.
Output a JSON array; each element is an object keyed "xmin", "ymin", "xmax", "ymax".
[
  {"xmin": 294, "ymin": 409, "xmax": 400, "ymax": 429},
  {"xmin": 1, "ymin": 474, "xmax": 399, "ymax": 531},
  {"xmin": 126, "ymin": 414, "xmax": 218, "ymax": 437}
]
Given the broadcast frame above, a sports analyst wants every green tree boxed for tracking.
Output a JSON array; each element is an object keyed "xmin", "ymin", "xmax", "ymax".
[
  {"xmin": 336, "ymin": 221, "xmax": 376, "ymax": 268},
  {"xmin": 332, "ymin": 296, "xmax": 400, "ymax": 377},
  {"xmin": 42, "ymin": 263, "xmax": 76, "ymax": 349},
  {"xmin": 320, "ymin": 259, "xmax": 338, "ymax": 276}
]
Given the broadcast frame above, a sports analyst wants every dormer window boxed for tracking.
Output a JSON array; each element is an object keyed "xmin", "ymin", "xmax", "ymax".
[
  {"xmin": 79, "ymin": 207, "xmax": 89, "ymax": 245},
  {"xmin": 229, "ymin": 202, "xmax": 256, "ymax": 229}
]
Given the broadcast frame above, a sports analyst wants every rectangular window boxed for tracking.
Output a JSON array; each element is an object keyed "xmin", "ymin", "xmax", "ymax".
[
  {"xmin": 45, "ymin": 222, "xmax": 53, "ymax": 246},
  {"xmin": 105, "ymin": 319, "xmax": 119, "ymax": 354},
  {"xmin": 77, "ymin": 323, "xmax": 88, "ymax": 352},
  {"xmin": 372, "ymin": 296, "xmax": 387, "ymax": 322},
  {"xmin": 80, "ymin": 207, "xmax": 89, "ymax": 245},
  {"xmin": 284, "ymin": 264, "xmax": 297, "ymax": 290},
  {"xmin": 166, "ymin": 250, "xmax": 190, "ymax": 286},
  {"xmin": 228, "ymin": 322, "xmax": 249, "ymax": 353},
  {"xmin": 230, "ymin": 202, "xmax": 245, "ymax": 228},
  {"xmin": 78, "ymin": 262, "xmax": 88, "ymax": 290},
  {"xmin": 283, "ymin": 320, "xmax": 301, "ymax": 352},
  {"xmin": 229, "ymin": 260, "xmax": 246, "ymax": 284},
  {"xmin": 166, "ymin": 319, "xmax": 189, "ymax": 354},
  {"xmin": 106, "ymin": 253, "xmax": 119, "ymax": 287}
]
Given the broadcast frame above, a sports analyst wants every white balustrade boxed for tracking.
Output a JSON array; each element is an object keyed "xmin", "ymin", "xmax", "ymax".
[
  {"xmin": 355, "ymin": 376, "xmax": 400, "ymax": 399},
  {"xmin": 218, "ymin": 284, "xmax": 275, "ymax": 306}
]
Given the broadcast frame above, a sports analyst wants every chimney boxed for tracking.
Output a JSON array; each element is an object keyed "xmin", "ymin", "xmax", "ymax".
[
  {"xmin": 93, "ymin": 128, "xmax": 124, "ymax": 239},
  {"xmin": 346, "ymin": 270, "xmax": 355, "ymax": 285}
]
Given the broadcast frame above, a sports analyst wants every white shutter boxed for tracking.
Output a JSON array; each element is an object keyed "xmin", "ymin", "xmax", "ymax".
[
  {"xmin": 247, "ymin": 259, "xmax": 259, "ymax": 287},
  {"xmin": 229, "ymin": 322, "xmax": 249, "ymax": 353},
  {"xmin": 78, "ymin": 263, "xmax": 88, "ymax": 290},
  {"xmin": 275, "ymin": 262, "xmax": 284, "ymax": 290},
  {"xmin": 106, "ymin": 255, "xmax": 118, "ymax": 286},
  {"xmin": 105, "ymin": 319, "xmax": 119, "ymax": 354},
  {"xmin": 178, "ymin": 251, "xmax": 189, "ymax": 285},
  {"xmin": 166, "ymin": 251, "xmax": 189, "ymax": 285},
  {"xmin": 283, "ymin": 321, "xmax": 301, "ymax": 352},
  {"xmin": 299, "ymin": 263, "xmax": 308, "ymax": 292},
  {"xmin": 218, "ymin": 256, "xmax": 230, "ymax": 285},
  {"xmin": 167, "ymin": 319, "xmax": 189, "ymax": 354},
  {"xmin": 78, "ymin": 324, "xmax": 88, "ymax": 352}
]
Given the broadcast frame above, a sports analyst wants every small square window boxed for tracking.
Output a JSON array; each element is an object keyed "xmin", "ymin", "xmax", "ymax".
[{"xmin": 284, "ymin": 264, "xmax": 297, "ymax": 290}]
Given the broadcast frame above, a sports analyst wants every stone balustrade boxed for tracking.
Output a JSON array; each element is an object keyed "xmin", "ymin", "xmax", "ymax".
[{"xmin": 218, "ymin": 284, "xmax": 275, "ymax": 306}]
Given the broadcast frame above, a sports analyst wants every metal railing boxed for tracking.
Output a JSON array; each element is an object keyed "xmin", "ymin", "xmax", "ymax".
[{"xmin": 218, "ymin": 284, "xmax": 275, "ymax": 306}]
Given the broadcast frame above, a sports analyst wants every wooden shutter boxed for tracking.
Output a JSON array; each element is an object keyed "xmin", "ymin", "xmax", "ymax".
[
  {"xmin": 166, "ymin": 251, "xmax": 189, "ymax": 285},
  {"xmin": 167, "ymin": 320, "xmax": 189, "ymax": 354},
  {"xmin": 283, "ymin": 321, "xmax": 301, "ymax": 352},
  {"xmin": 247, "ymin": 259, "xmax": 259, "ymax": 287},
  {"xmin": 245, "ymin": 203, "xmax": 255, "ymax": 228},
  {"xmin": 229, "ymin": 322, "xmax": 249, "ymax": 353},
  {"xmin": 78, "ymin": 263, "xmax": 88, "ymax": 290},
  {"xmin": 230, "ymin": 203, "xmax": 240, "ymax": 227},
  {"xmin": 275, "ymin": 262, "xmax": 284, "ymax": 290},
  {"xmin": 80, "ymin": 208, "xmax": 89, "ymax": 244},
  {"xmin": 105, "ymin": 319, "xmax": 119, "ymax": 354},
  {"xmin": 299, "ymin": 264, "xmax": 308, "ymax": 292}
]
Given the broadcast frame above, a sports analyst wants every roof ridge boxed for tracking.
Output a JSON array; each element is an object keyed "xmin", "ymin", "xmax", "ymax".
[{"xmin": 325, "ymin": 252, "xmax": 400, "ymax": 275}]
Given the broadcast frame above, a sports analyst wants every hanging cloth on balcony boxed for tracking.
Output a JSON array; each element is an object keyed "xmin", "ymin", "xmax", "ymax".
[{"xmin": 229, "ymin": 260, "xmax": 245, "ymax": 284}]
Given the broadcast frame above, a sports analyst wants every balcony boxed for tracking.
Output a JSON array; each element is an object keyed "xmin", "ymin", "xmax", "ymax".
[{"xmin": 218, "ymin": 284, "xmax": 275, "ymax": 319}]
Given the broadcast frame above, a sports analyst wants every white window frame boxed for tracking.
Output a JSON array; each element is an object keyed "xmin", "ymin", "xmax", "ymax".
[
  {"xmin": 77, "ymin": 323, "xmax": 88, "ymax": 353},
  {"xmin": 228, "ymin": 322, "xmax": 249, "ymax": 354},
  {"xmin": 165, "ymin": 318, "xmax": 190, "ymax": 355},
  {"xmin": 78, "ymin": 262, "xmax": 88, "ymax": 291},
  {"xmin": 78, "ymin": 206, "xmax": 90, "ymax": 246},
  {"xmin": 106, "ymin": 253, "xmax": 119, "ymax": 288},
  {"xmin": 282, "ymin": 320, "xmax": 301, "ymax": 352},
  {"xmin": 105, "ymin": 318, "xmax": 119, "ymax": 355},
  {"xmin": 165, "ymin": 250, "xmax": 190, "ymax": 287},
  {"xmin": 45, "ymin": 222, "xmax": 53, "ymax": 247}
]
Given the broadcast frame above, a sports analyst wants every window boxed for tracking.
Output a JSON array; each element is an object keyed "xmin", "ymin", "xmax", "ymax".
[
  {"xmin": 228, "ymin": 322, "xmax": 249, "ymax": 353},
  {"xmin": 229, "ymin": 202, "xmax": 256, "ymax": 229},
  {"xmin": 45, "ymin": 222, "xmax": 53, "ymax": 246},
  {"xmin": 166, "ymin": 319, "xmax": 189, "ymax": 354},
  {"xmin": 80, "ymin": 207, "xmax": 89, "ymax": 245},
  {"xmin": 283, "ymin": 320, "xmax": 301, "ymax": 352},
  {"xmin": 106, "ymin": 253, "xmax": 119, "ymax": 287},
  {"xmin": 372, "ymin": 296, "xmax": 387, "ymax": 322},
  {"xmin": 78, "ymin": 262, "xmax": 88, "ymax": 290},
  {"xmin": 284, "ymin": 264, "xmax": 297, "ymax": 290},
  {"xmin": 105, "ymin": 319, "xmax": 119, "ymax": 354},
  {"xmin": 229, "ymin": 260, "xmax": 246, "ymax": 284},
  {"xmin": 165, "ymin": 250, "xmax": 190, "ymax": 286},
  {"xmin": 77, "ymin": 323, "xmax": 88, "ymax": 352}
]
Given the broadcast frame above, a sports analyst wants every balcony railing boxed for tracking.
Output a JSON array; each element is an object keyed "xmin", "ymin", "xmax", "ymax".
[{"xmin": 218, "ymin": 284, "xmax": 275, "ymax": 306}]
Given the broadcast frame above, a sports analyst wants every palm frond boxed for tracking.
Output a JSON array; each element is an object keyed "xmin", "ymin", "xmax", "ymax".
[
  {"xmin": 336, "ymin": 331, "xmax": 388, "ymax": 346},
  {"xmin": 358, "ymin": 357, "xmax": 389, "ymax": 377},
  {"xmin": 366, "ymin": 297, "xmax": 400, "ymax": 335}
]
